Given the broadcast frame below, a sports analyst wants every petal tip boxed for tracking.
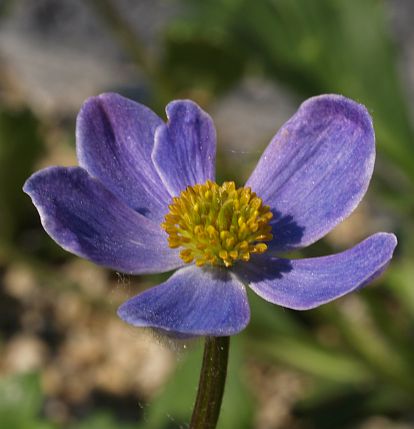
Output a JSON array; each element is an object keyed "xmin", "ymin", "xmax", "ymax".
[
  {"xmin": 116, "ymin": 301, "xmax": 133, "ymax": 324},
  {"xmin": 164, "ymin": 99, "xmax": 213, "ymax": 125},
  {"xmin": 301, "ymin": 94, "xmax": 374, "ymax": 136},
  {"xmin": 22, "ymin": 174, "xmax": 34, "ymax": 196},
  {"xmin": 77, "ymin": 93, "xmax": 106, "ymax": 116},
  {"xmin": 23, "ymin": 166, "xmax": 66, "ymax": 198},
  {"xmin": 378, "ymin": 231, "xmax": 398, "ymax": 256},
  {"xmin": 81, "ymin": 92, "xmax": 124, "ymax": 107}
]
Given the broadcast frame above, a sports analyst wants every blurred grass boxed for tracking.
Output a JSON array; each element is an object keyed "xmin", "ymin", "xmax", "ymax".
[
  {"xmin": 141, "ymin": 337, "xmax": 253, "ymax": 429},
  {"xmin": 0, "ymin": 373, "xmax": 56, "ymax": 429},
  {"xmin": 0, "ymin": 108, "xmax": 44, "ymax": 241}
]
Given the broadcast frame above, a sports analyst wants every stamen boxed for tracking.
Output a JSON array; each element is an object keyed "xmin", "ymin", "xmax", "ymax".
[{"xmin": 162, "ymin": 181, "xmax": 273, "ymax": 267}]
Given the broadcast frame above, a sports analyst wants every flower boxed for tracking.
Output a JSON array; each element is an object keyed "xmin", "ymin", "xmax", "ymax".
[{"xmin": 24, "ymin": 93, "xmax": 397, "ymax": 337}]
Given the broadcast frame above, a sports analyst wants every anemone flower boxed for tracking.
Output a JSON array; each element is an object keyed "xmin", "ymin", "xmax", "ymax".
[{"xmin": 24, "ymin": 93, "xmax": 397, "ymax": 338}]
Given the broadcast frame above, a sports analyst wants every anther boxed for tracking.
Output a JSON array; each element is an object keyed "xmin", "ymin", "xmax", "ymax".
[{"xmin": 162, "ymin": 181, "xmax": 273, "ymax": 267}]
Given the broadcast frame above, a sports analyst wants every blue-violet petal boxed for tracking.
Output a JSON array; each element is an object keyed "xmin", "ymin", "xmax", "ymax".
[
  {"xmin": 237, "ymin": 233, "xmax": 397, "ymax": 310},
  {"xmin": 118, "ymin": 265, "xmax": 250, "ymax": 337},
  {"xmin": 76, "ymin": 93, "xmax": 170, "ymax": 222},
  {"xmin": 152, "ymin": 100, "xmax": 216, "ymax": 196},
  {"xmin": 246, "ymin": 94, "xmax": 375, "ymax": 251},
  {"xmin": 23, "ymin": 167, "xmax": 182, "ymax": 274}
]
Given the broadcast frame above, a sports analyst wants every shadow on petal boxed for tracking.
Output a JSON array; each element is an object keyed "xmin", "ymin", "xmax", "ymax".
[
  {"xmin": 236, "ymin": 233, "xmax": 397, "ymax": 310},
  {"xmin": 268, "ymin": 210, "xmax": 305, "ymax": 252},
  {"xmin": 235, "ymin": 255, "xmax": 293, "ymax": 283}
]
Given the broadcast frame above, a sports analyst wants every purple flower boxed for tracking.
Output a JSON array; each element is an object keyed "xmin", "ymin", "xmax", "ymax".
[{"xmin": 24, "ymin": 93, "xmax": 397, "ymax": 337}]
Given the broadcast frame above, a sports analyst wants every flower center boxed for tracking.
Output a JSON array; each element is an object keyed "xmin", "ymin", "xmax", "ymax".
[{"xmin": 162, "ymin": 180, "xmax": 273, "ymax": 267}]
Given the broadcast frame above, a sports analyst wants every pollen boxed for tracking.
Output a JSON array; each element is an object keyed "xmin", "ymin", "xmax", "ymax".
[{"xmin": 162, "ymin": 181, "xmax": 273, "ymax": 267}]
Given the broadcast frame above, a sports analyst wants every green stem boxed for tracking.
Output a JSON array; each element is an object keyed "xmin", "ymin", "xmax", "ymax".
[{"xmin": 190, "ymin": 336, "xmax": 230, "ymax": 429}]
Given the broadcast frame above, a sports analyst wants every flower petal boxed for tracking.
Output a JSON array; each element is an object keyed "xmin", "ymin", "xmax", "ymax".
[
  {"xmin": 23, "ymin": 167, "xmax": 182, "ymax": 274},
  {"xmin": 152, "ymin": 100, "xmax": 216, "ymax": 196},
  {"xmin": 246, "ymin": 95, "xmax": 375, "ymax": 251},
  {"xmin": 76, "ymin": 93, "xmax": 170, "ymax": 222},
  {"xmin": 118, "ymin": 265, "xmax": 250, "ymax": 337},
  {"xmin": 236, "ymin": 233, "xmax": 397, "ymax": 310}
]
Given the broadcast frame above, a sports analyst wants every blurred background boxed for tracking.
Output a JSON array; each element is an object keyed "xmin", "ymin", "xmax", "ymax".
[{"xmin": 1, "ymin": 0, "xmax": 414, "ymax": 428}]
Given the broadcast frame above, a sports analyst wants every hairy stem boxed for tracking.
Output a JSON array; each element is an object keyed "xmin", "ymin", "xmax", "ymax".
[{"xmin": 190, "ymin": 336, "xmax": 230, "ymax": 429}]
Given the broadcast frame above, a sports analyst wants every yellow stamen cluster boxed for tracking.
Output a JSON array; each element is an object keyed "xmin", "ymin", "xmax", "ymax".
[{"xmin": 162, "ymin": 181, "xmax": 273, "ymax": 267}]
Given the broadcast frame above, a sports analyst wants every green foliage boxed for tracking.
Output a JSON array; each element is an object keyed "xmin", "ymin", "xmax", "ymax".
[
  {"xmin": 0, "ymin": 107, "xmax": 44, "ymax": 241},
  {"xmin": 162, "ymin": 32, "xmax": 246, "ymax": 95},
  {"xmin": 248, "ymin": 291, "xmax": 373, "ymax": 384},
  {"xmin": 0, "ymin": 373, "xmax": 56, "ymax": 429},
  {"xmin": 70, "ymin": 412, "xmax": 138, "ymax": 429}
]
